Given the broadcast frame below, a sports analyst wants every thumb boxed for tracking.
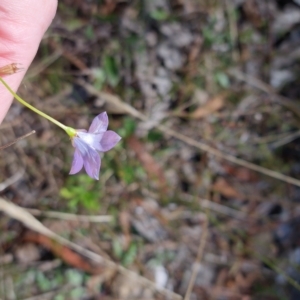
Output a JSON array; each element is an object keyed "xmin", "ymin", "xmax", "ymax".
[{"xmin": 0, "ymin": 0, "xmax": 58, "ymax": 123}]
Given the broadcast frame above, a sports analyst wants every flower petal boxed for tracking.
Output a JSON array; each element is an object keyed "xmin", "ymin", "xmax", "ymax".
[
  {"xmin": 77, "ymin": 131, "xmax": 104, "ymax": 152},
  {"xmin": 69, "ymin": 149, "xmax": 84, "ymax": 174},
  {"xmin": 99, "ymin": 130, "xmax": 121, "ymax": 152},
  {"xmin": 89, "ymin": 112, "xmax": 108, "ymax": 134},
  {"xmin": 73, "ymin": 137, "xmax": 101, "ymax": 180},
  {"xmin": 83, "ymin": 150, "xmax": 101, "ymax": 180}
]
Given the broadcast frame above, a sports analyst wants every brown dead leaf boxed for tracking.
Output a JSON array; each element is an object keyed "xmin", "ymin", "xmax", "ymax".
[
  {"xmin": 222, "ymin": 164, "xmax": 258, "ymax": 182},
  {"xmin": 119, "ymin": 211, "xmax": 131, "ymax": 249},
  {"xmin": 127, "ymin": 136, "xmax": 168, "ymax": 193},
  {"xmin": 23, "ymin": 231, "xmax": 104, "ymax": 275},
  {"xmin": 212, "ymin": 177, "xmax": 243, "ymax": 200},
  {"xmin": 235, "ymin": 271, "xmax": 261, "ymax": 291},
  {"xmin": 243, "ymin": 0, "xmax": 263, "ymax": 28},
  {"xmin": 191, "ymin": 93, "xmax": 225, "ymax": 119},
  {"xmin": 99, "ymin": 0, "xmax": 118, "ymax": 16},
  {"xmin": 86, "ymin": 269, "xmax": 116, "ymax": 296}
]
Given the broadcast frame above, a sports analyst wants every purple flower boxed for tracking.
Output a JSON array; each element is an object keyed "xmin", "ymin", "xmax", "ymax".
[{"xmin": 69, "ymin": 112, "xmax": 121, "ymax": 180}]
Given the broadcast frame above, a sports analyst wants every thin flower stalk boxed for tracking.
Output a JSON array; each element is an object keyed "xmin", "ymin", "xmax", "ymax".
[
  {"xmin": 0, "ymin": 77, "xmax": 76, "ymax": 137},
  {"xmin": 0, "ymin": 63, "xmax": 121, "ymax": 180}
]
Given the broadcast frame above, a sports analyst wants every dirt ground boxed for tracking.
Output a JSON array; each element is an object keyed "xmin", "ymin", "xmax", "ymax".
[{"xmin": 1, "ymin": 0, "xmax": 300, "ymax": 299}]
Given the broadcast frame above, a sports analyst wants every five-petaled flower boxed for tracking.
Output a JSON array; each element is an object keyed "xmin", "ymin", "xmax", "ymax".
[{"xmin": 69, "ymin": 112, "xmax": 121, "ymax": 180}]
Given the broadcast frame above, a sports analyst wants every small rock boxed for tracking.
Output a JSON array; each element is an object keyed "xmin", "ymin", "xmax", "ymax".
[
  {"xmin": 15, "ymin": 243, "xmax": 40, "ymax": 263},
  {"xmin": 152, "ymin": 67, "xmax": 172, "ymax": 96},
  {"xmin": 272, "ymin": 5, "xmax": 300, "ymax": 34},
  {"xmin": 160, "ymin": 22, "xmax": 193, "ymax": 48},
  {"xmin": 146, "ymin": 32, "xmax": 158, "ymax": 47},
  {"xmin": 270, "ymin": 69, "xmax": 294, "ymax": 88},
  {"xmin": 157, "ymin": 43, "xmax": 185, "ymax": 71},
  {"xmin": 154, "ymin": 265, "xmax": 168, "ymax": 288}
]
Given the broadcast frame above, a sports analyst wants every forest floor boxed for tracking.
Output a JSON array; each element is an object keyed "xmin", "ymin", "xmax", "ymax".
[{"xmin": 1, "ymin": 1, "xmax": 300, "ymax": 299}]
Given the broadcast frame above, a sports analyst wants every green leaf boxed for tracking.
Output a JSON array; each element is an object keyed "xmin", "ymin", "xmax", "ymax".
[
  {"xmin": 66, "ymin": 269, "xmax": 84, "ymax": 286},
  {"xmin": 119, "ymin": 165, "xmax": 135, "ymax": 184},
  {"xmin": 64, "ymin": 19, "xmax": 85, "ymax": 31},
  {"xmin": 93, "ymin": 68, "xmax": 106, "ymax": 90},
  {"xmin": 36, "ymin": 271, "xmax": 52, "ymax": 292},
  {"xmin": 69, "ymin": 287, "xmax": 85, "ymax": 299},
  {"xmin": 60, "ymin": 175, "xmax": 102, "ymax": 212},
  {"xmin": 148, "ymin": 130, "xmax": 163, "ymax": 142},
  {"xmin": 103, "ymin": 55, "xmax": 119, "ymax": 87},
  {"xmin": 84, "ymin": 25, "xmax": 94, "ymax": 40},
  {"xmin": 60, "ymin": 187, "xmax": 73, "ymax": 199},
  {"xmin": 150, "ymin": 9, "xmax": 169, "ymax": 21},
  {"xmin": 122, "ymin": 117, "xmax": 136, "ymax": 138},
  {"xmin": 215, "ymin": 72, "xmax": 230, "ymax": 88},
  {"xmin": 112, "ymin": 239, "xmax": 123, "ymax": 258},
  {"xmin": 122, "ymin": 242, "xmax": 138, "ymax": 266}
]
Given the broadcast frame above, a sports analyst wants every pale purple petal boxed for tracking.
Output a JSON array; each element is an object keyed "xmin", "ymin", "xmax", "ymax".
[
  {"xmin": 83, "ymin": 150, "xmax": 101, "ymax": 180},
  {"xmin": 70, "ymin": 112, "xmax": 120, "ymax": 180},
  {"xmin": 77, "ymin": 131, "xmax": 104, "ymax": 152},
  {"xmin": 88, "ymin": 112, "xmax": 108, "ymax": 134},
  {"xmin": 69, "ymin": 149, "xmax": 84, "ymax": 174},
  {"xmin": 73, "ymin": 137, "xmax": 101, "ymax": 180},
  {"xmin": 99, "ymin": 130, "xmax": 121, "ymax": 152}
]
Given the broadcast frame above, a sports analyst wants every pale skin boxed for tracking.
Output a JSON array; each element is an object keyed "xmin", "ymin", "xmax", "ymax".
[{"xmin": 0, "ymin": 0, "xmax": 57, "ymax": 123}]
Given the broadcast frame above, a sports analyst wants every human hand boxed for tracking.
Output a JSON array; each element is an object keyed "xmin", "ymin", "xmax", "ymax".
[{"xmin": 0, "ymin": 0, "xmax": 57, "ymax": 123}]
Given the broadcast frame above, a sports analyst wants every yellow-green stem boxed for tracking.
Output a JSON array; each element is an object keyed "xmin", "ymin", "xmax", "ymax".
[{"xmin": 0, "ymin": 77, "xmax": 76, "ymax": 137}]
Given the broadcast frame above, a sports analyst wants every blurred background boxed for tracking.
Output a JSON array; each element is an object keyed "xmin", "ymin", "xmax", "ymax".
[{"xmin": 1, "ymin": 0, "xmax": 300, "ymax": 299}]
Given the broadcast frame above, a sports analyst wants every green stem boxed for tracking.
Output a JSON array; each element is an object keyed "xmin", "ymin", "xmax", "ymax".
[{"xmin": 0, "ymin": 77, "xmax": 76, "ymax": 137}]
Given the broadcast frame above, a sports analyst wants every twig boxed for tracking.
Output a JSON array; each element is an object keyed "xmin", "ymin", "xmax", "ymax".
[
  {"xmin": 25, "ymin": 50, "xmax": 63, "ymax": 80},
  {"xmin": 224, "ymin": 0, "xmax": 239, "ymax": 62},
  {"xmin": 0, "ymin": 171, "xmax": 24, "ymax": 192},
  {"xmin": 228, "ymin": 69, "xmax": 275, "ymax": 94},
  {"xmin": 25, "ymin": 208, "xmax": 112, "ymax": 223},
  {"xmin": 270, "ymin": 130, "xmax": 300, "ymax": 149},
  {"xmin": 22, "ymin": 291, "xmax": 61, "ymax": 300},
  {"xmin": 22, "ymin": 285, "xmax": 72, "ymax": 300},
  {"xmin": 77, "ymin": 80, "xmax": 300, "ymax": 187},
  {"xmin": 250, "ymin": 130, "xmax": 300, "ymax": 145},
  {"xmin": 158, "ymin": 125, "xmax": 300, "ymax": 187},
  {"xmin": 228, "ymin": 69, "xmax": 300, "ymax": 119},
  {"xmin": 0, "ymin": 198, "xmax": 182, "ymax": 300},
  {"xmin": 5, "ymin": 276, "xmax": 16, "ymax": 300},
  {"xmin": 184, "ymin": 215, "xmax": 209, "ymax": 300},
  {"xmin": 0, "ymin": 130, "xmax": 35, "ymax": 150},
  {"xmin": 183, "ymin": 194, "xmax": 247, "ymax": 220},
  {"xmin": 259, "ymin": 255, "xmax": 300, "ymax": 292}
]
